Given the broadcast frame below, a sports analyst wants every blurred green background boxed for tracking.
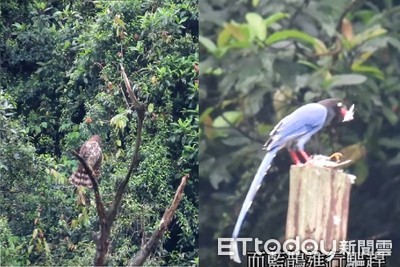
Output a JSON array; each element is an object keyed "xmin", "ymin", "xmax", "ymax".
[{"xmin": 199, "ymin": 0, "xmax": 400, "ymax": 266}]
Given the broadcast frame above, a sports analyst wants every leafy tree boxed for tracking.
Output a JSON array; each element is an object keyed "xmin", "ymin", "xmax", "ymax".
[{"xmin": 1, "ymin": 0, "xmax": 198, "ymax": 265}]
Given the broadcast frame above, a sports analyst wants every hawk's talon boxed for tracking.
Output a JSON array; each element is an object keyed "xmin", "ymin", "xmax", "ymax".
[{"xmin": 329, "ymin": 152, "xmax": 343, "ymax": 162}]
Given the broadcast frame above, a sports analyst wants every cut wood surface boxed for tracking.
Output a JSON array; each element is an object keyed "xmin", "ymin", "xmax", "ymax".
[{"xmin": 286, "ymin": 164, "xmax": 355, "ymax": 250}]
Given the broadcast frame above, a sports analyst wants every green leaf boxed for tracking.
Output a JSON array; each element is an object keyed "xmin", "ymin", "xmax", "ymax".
[
  {"xmin": 382, "ymin": 106, "xmax": 398, "ymax": 126},
  {"xmin": 245, "ymin": 13, "xmax": 266, "ymax": 41},
  {"xmin": 327, "ymin": 74, "xmax": 367, "ymax": 88},
  {"xmin": 110, "ymin": 113, "xmax": 128, "ymax": 130},
  {"xmin": 32, "ymin": 229, "xmax": 38, "ymax": 239},
  {"xmin": 225, "ymin": 23, "xmax": 252, "ymax": 43},
  {"xmin": 387, "ymin": 37, "xmax": 400, "ymax": 52},
  {"xmin": 209, "ymin": 161, "xmax": 231, "ymax": 189},
  {"xmin": 28, "ymin": 245, "xmax": 34, "ymax": 254},
  {"xmin": 67, "ymin": 131, "xmax": 80, "ymax": 141},
  {"xmin": 264, "ymin": 12, "xmax": 290, "ymax": 29},
  {"xmin": 147, "ymin": 103, "xmax": 154, "ymax": 113},
  {"xmin": 44, "ymin": 240, "xmax": 50, "ymax": 253},
  {"xmin": 63, "ymin": 41, "xmax": 71, "ymax": 50},
  {"xmin": 298, "ymin": 60, "xmax": 320, "ymax": 70},
  {"xmin": 351, "ymin": 25, "xmax": 387, "ymax": 47},
  {"xmin": 13, "ymin": 22, "xmax": 22, "ymax": 29},
  {"xmin": 266, "ymin": 30, "xmax": 316, "ymax": 45},
  {"xmin": 252, "ymin": 0, "xmax": 260, "ymax": 7},
  {"xmin": 213, "ymin": 111, "xmax": 243, "ymax": 128},
  {"xmin": 34, "ymin": 126, "xmax": 41, "ymax": 135},
  {"xmin": 116, "ymin": 140, "xmax": 122, "ymax": 147},
  {"xmin": 199, "ymin": 36, "xmax": 217, "ymax": 53},
  {"xmin": 378, "ymin": 138, "xmax": 400, "ymax": 149},
  {"xmin": 222, "ymin": 136, "xmax": 250, "ymax": 146},
  {"xmin": 351, "ymin": 64, "xmax": 384, "ymax": 80},
  {"xmin": 265, "ymin": 30, "xmax": 326, "ymax": 53},
  {"xmin": 354, "ymin": 161, "xmax": 369, "ymax": 185},
  {"xmin": 217, "ymin": 28, "xmax": 231, "ymax": 47},
  {"xmin": 71, "ymin": 219, "xmax": 78, "ymax": 229},
  {"xmin": 215, "ymin": 23, "xmax": 254, "ymax": 54},
  {"xmin": 200, "ymin": 107, "xmax": 214, "ymax": 122},
  {"xmin": 351, "ymin": 50, "xmax": 384, "ymax": 80}
]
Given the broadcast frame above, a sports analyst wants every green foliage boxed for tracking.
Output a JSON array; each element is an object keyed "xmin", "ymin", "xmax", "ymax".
[
  {"xmin": 0, "ymin": 217, "xmax": 28, "ymax": 266},
  {"xmin": 200, "ymin": 0, "xmax": 400, "ymax": 266},
  {"xmin": 1, "ymin": 0, "xmax": 198, "ymax": 265}
]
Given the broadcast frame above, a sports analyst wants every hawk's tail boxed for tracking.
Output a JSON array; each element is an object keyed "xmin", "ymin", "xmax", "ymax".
[{"xmin": 69, "ymin": 166, "xmax": 94, "ymax": 188}]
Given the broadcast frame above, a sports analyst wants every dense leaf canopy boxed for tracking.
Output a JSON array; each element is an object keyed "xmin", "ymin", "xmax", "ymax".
[{"xmin": 0, "ymin": 0, "xmax": 198, "ymax": 265}]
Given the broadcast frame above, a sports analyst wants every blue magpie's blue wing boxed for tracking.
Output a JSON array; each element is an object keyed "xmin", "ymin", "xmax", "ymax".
[
  {"xmin": 265, "ymin": 103, "xmax": 328, "ymax": 151},
  {"xmin": 231, "ymin": 103, "xmax": 329, "ymax": 263},
  {"xmin": 231, "ymin": 99, "xmax": 348, "ymax": 263}
]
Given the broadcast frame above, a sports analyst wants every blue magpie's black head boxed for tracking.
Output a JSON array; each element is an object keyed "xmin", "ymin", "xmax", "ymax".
[{"xmin": 318, "ymin": 98, "xmax": 353, "ymax": 126}]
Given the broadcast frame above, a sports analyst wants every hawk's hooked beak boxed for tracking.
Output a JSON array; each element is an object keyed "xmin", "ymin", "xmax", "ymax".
[{"xmin": 341, "ymin": 104, "xmax": 355, "ymax": 122}]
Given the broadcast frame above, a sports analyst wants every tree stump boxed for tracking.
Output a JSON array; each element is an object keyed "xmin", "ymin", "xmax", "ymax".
[{"xmin": 286, "ymin": 164, "xmax": 355, "ymax": 250}]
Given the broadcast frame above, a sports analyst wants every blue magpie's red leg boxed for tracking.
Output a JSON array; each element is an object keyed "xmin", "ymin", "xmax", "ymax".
[
  {"xmin": 289, "ymin": 150, "xmax": 302, "ymax": 165},
  {"xmin": 298, "ymin": 150, "xmax": 311, "ymax": 162}
]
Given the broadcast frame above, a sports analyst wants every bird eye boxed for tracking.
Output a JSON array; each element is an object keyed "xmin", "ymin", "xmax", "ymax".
[{"xmin": 337, "ymin": 102, "xmax": 343, "ymax": 107}]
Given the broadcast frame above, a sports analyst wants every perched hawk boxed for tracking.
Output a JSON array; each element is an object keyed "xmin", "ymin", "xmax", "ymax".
[{"xmin": 69, "ymin": 135, "xmax": 102, "ymax": 188}]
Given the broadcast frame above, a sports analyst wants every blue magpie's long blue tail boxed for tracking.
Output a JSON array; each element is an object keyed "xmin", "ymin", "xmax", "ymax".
[{"xmin": 230, "ymin": 147, "xmax": 279, "ymax": 263}]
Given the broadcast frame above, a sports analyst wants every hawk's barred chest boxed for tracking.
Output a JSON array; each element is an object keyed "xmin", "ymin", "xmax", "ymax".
[{"xmin": 81, "ymin": 140, "xmax": 102, "ymax": 166}]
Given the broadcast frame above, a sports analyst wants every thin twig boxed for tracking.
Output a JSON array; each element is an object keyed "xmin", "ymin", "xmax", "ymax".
[
  {"xmin": 288, "ymin": 0, "xmax": 309, "ymax": 29},
  {"xmin": 119, "ymin": 84, "xmax": 131, "ymax": 110},
  {"xmin": 334, "ymin": 0, "xmax": 367, "ymax": 39},
  {"xmin": 220, "ymin": 113, "xmax": 264, "ymax": 144}
]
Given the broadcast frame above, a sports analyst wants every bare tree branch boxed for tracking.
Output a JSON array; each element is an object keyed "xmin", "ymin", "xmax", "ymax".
[
  {"xmin": 128, "ymin": 174, "xmax": 189, "ymax": 266},
  {"xmin": 71, "ymin": 150, "xmax": 110, "ymax": 266},
  {"xmin": 120, "ymin": 63, "xmax": 146, "ymax": 118},
  {"xmin": 71, "ymin": 64, "xmax": 146, "ymax": 266},
  {"xmin": 108, "ymin": 65, "xmax": 146, "ymax": 223}
]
